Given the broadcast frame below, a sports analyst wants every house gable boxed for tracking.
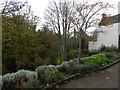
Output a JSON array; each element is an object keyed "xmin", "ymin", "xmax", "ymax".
[
  {"xmin": 89, "ymin": 14, "xmax": 120, "ymax": 50},
  {"xmin": 99, "ymin": 14, "xmax": 120, "ymax": 26}
]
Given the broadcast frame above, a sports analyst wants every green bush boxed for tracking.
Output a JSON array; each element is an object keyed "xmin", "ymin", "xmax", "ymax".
[
  {"xmin": 89, "ymin": 50, "xmax": 98, "ymax": 54},
  {"xmin": 60, "ymin": 61, "xmax": 71, "ymax": 73},
  {"xmin": 82, "ymin": 54, "xmax": 111, "ymax": 67},
  {"xmin": 80, "ymin": 62, "xmax": 99, "ymax": 72},
  {"xmin": 56, "ymin": 59, "xmax": 99, "ymax": 75},
  {"xmin": 44, "ymin": 65, "xmax": 64, "ymax": 84},
  {"xmin": 59, "ymin": 60, "xmax": 80, "ymax": 75},
  {"xmin": 67, "ymin": 49, "xmax": 77, "ymax": 59},
  {"xmin": 59, "ymin": 60, "xmax": 79, "ymax": 75},
  {"xmin": 35, "ymin": 65, "xmax": 64, "ymax": 85},
  {"xmin": 55, "ymin": 64, "xmax": 63, "ymax": 72},
  {"xmin": 2, "ymin": 70, "xmax": 38, "ymax": 89},
  {"xmin": 99, "ymin": 45, "xmax": 117, "ymax": 52},
  {"xmin": 25, "ymin": 71, "xmax": 38, "ymax": 88},
  {"xmin": 67, "ymin": 60, "xmax": 81, "ymax": 74},
  {"xmin": 56, "ymin": 57, "xmax": 63, "ymax": 65}
]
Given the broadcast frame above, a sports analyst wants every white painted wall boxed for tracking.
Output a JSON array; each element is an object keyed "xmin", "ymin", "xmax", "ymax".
[
  {"xmin": 89, "ymin": 41, "xmax": 97, "ymax": 50},
  {"xmin": 89, "ymin": 23, "xmax": 119, "ymax": 50},
  {"xmin": 118, "ymin": 2, "xmax": 120, "ymax": 35},
  {"xmin": 118, "ymin": 23, "xmax": 120, "ymax": 35}
]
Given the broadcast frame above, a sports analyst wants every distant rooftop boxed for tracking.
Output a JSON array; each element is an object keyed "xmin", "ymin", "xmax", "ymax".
[
  {"xmin": 110, "ymin": 14, "xmax": 120, "ymax": 23},
  {"xmin": 99, "ymin": 14, "xmax": 120, "ymax": 26}
]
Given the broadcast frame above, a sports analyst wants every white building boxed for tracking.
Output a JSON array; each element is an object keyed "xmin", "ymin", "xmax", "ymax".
[{"xmin": 89, "ymin": 14, "xmax": 120, "ymax": 50}]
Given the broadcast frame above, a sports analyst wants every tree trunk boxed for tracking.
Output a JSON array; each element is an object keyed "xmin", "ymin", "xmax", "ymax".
[
  {"xmin": 62, "ymin": 28, "xmax": 67, "ymax": 61},
  {"xmin": 78, "ymin": 30, "xmax": 84, "ymax": 64},
  {"xmin": 58, "ymin": 30, "xmax": 63, "ymax": 57}
]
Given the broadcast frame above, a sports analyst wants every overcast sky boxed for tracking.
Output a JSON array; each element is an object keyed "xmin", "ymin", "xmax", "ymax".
[
  {"xmin": 26, "ymin": 0, "xmax": 120, "ymax": 31},
  {"xmin": 1, "ymin": 0, "xmax": 120, "ymax": 30},
  {"xmin": 1, "ymin": 0, "xmax": 119, "ymax": 22},
  {"xmin": 28, "ymin": 0, "xmax": 119, "ymax": 22}
]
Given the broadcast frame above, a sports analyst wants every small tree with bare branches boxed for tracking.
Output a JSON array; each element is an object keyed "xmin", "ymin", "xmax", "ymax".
[
  {"xmin": 70, "ymin": 0, "xmax": 114, "ymax": 63},
  {"xmin": 44, "ymin": 0, "xmax": 75, "ymax": 61}
]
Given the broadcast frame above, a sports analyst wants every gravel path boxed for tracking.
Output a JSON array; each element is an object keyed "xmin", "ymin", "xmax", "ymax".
[{"xmin": 58, "ymin": 62, "xmax": 119, "ymax": 88}]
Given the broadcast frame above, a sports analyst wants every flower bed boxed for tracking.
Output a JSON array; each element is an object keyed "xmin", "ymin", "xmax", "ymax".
[{"xmin": 0, "ymin": 53, "xmax": 112, "ymax": 89}]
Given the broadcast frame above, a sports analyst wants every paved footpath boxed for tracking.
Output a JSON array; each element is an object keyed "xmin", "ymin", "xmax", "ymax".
[{"xmin": 59, "ymin": 62, "xmax": 119, "ymax": 88}]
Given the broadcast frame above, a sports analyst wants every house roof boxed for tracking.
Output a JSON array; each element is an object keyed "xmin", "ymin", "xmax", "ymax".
[
  {"xmin": 110, "ymin": 14, "xmax": 120, "ymax": 23},
  {"xmin": 99, "ymin": 14, "xmax": 120, "ymax": 26}
]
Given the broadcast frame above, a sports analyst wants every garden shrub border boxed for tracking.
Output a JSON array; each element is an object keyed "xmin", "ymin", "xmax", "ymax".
[
  {"xmin": 2, "ymin": 70, "xmax": 38, "ymax": 89},
  {"xmin": 43, "ymin": 59, "xmax": 120, "ymax": 89},
  {"xmin": 1, "ymin": 53, "xmax": 119, "ymax": 89}
]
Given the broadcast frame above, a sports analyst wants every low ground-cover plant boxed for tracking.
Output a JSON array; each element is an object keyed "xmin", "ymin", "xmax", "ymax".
[
  {"xmin": 99, "ymin": 45, "xmax": 117, "ymax": 52},
  {"xmin": 80, "ymin": 62, "xmax": 100, "ymax": 72},
  {"xmin": 2, "ymin": 70, "xmax": 38, "ymax": 89},
  {"xmin": 56, "ymin": 59, "xmax": 99, "ymax": 75},
  {"xmin": 59, "ymin": 60, "xmax": 81, "ymax": 75},
  {"xmin": 106, "ymin": 52, "xmax": 120, "ymax": 60},
  {"xmin": 35, "ymin": 65, "xmax": 64, "ymax": 87},
  {"xmin": 82, "ymin": 53, "xmax": 112, "ymax": 67}
]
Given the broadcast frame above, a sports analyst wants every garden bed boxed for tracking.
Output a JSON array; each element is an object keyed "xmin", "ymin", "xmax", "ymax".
[
  {"xmin": 44, "ymin": 59, "xmax": 120, "ymax": 89},
  {"xmin": 1, "ymin": 53, "xmax": 119, "ymax": 89}
]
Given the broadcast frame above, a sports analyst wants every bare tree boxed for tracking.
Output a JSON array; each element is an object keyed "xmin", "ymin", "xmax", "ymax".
[
  {"xmin": 44, "ymin": 0, "xmax": 75, "ymax": 61},
  {"xmin": 1, "ymin": 0, "xmax": 40, "ymax": 30},
  {"xmin": 1, "ymin": 1, "xmax": 27, "ymax": 15},
  {"xmin": 70, "ymin": 0, "xmax": 114, "ymax": 63}
]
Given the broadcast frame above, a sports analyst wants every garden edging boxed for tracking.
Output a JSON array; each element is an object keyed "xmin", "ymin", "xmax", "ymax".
[{"xmin": 43, "ymin": 59, "xmax": 120, "ymax": 89}]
